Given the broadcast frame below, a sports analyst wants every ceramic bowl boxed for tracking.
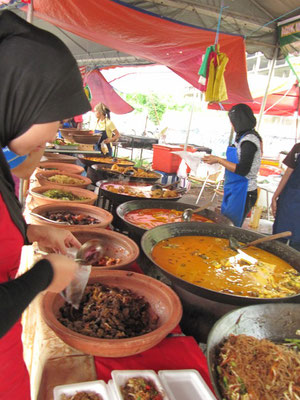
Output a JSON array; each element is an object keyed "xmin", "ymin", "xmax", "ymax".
[
  {"xmin": 38, "ymin": 162, "xmax": 84, "ymax": 175},
  {"xmin": 30, "ymin": 185, "xmax": 97, "ymax": 206},
  {"xmin": 60, "ymin": 128, "xmax": 92, "ymax": 143},
  {"xmin": 29, "ymin": 203, "xmax": 113, "ymax": 230},
  {"xmin": 42, "ymin": 153, "xmax": 78, "ymax": 164},
  {"xmin": 72, "ymin": 134, "xmax": 101, "ymax": 145},
  {"xmin": 35, "ymin": 171, "xmax": 91, "ymax": 188},
  {"xmin": 42, "ymin": 269, "xmax": 183, "ymax": 357},
  {"xmin": 69, "ymin": 227, "xmax": 139, "ymax": 269}
]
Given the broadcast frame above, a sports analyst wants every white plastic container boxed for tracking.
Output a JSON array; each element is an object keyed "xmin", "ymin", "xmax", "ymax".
[
  {"xmin": 111, "ymin": 370, "xmax": 169, "ymax": 400},
  {"xmin": 53, "ymin": 380, "xmax": 110, "ymax": 400},
  {"xmin": 158, "ymin": 369, "xmax": 216, "ymax": 400}
]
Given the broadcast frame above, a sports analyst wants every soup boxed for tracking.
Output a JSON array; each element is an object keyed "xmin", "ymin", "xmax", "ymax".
[
  {"xmin": 152, "ymin": 236, "xmax": 300, "ymax": 298},
  {"xmin": 125, "ymin": 208, "xmax": 213, "ymax": 229}
]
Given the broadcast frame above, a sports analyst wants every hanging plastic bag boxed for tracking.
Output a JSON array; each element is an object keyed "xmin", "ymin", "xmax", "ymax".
[{"xmin": 101, "ymin": 142, "xmax": 109, "ymax": 155}]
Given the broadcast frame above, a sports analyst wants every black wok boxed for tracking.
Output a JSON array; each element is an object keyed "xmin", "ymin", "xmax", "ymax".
[
  {"xmin": 77, "ymin": 154, "xmax": 135, "ymax": 168},
  {"xmin": 91, "ymin": 164, "xmax": 162, "ymax": 183},
  {"xmin": 141, "ymin": 222, "xmax": 300, "ymax": 307},
  {"xmin": 98, "ymin": 180, "xmax": 182, "ymax": 207},
  {"xmin": 117, "ymin": 200, "xmax": 232, "ymax": 240},
  {"xmin": 207, "ymin": 303, "xmax": 300, "ymax": 399}
]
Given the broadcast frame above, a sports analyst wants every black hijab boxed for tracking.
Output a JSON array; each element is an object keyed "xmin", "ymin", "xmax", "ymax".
[{"xmin": 0, "ymin": 11, "xmax": 91, "ymax": 242}]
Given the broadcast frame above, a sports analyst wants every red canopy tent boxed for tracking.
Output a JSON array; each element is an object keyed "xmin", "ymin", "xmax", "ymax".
[
  {"xmin": 208, "ymin": 81, "xmax": 300, "ymax": 116},
  {"xmin": 24, "ymin": 0, "xmax": 252, "ymax": 104}
]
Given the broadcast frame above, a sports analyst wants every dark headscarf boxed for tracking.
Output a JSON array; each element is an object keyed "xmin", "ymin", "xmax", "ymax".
[
  {"xmin": 228, "ymin": 103, "xmax": 257, "ymax": 136},
  {"xmin": 0, "ymin": 11, "xmax": 91, "ymax": 242}
]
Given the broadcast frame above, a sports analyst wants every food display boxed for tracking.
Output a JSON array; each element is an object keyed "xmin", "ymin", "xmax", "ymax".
[
  {"xmin": 84, "ymin": 157, "xmax": 133, "ymax": 165},
  {"xmin": 42, "ymin": 189, "xmax": 88, "ymax": 201},
  {"xmin": 121, "ymin": 377, "xmax": 163, "ymax": 400},
  {"xmin": 216, "ymin": 334, "xmax": 300, "ymax": 400},
  {"xmin": 60, "ymin": 392, "xmax": 102, "ymax": 400},
  {"xmin": 44, "ymin": 211, "xmax": 100, "ymax": 225},
  {"xmin": 58, "ymin": 283, "xmax": 159, "ymax": 339},
  {"xmin": 124, "ymin": 208, "xmax": 213, "ymax": 229},
  {"xmin": 47, "ymin": 174, "xmax": 85, "ymax": 185},
  {"xmin": 151, "ymin": 236, "xmax": 300, "ymax": 298},
  {"xmin": 110, "ymin": 164, "xmax": 159, "ymax": 179},
  {"xmin": 105, "ymin": 183, "xmax": 178, "ymax": 199}
]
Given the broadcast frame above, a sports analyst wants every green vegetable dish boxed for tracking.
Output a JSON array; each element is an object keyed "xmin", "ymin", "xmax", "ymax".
[{"xmin": 42, "ymin": 189, "xmax": 88, "ymax": 201}]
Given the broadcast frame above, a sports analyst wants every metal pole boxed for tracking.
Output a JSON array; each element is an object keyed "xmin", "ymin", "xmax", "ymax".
[
  {"xmin": 184, "ymin": 88, "xmax": 197, "ymax": 150},
  {"xmin": 26, "ymin": 1, "xmax": 33, "ymax": 23},
  {"xmin": 257, "ymin": 47, "xmax": 278, "ymax": 131}
]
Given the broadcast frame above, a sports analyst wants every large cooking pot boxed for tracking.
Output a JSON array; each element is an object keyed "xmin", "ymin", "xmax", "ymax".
[
  {"xmin": 207, "ymin": 303, "xmax": 300, "ymax": 400},
  {"xmin": 90, "ymin": 164, "xmax": 162, "ymax": 184},
  {"xmin": 117, "ymin": 200, "xmax": 232, "ymax": 240},
  {"xmin": 77, "ymin": 154, "xmax": 135, "ymax": 168},
  {"xmin": 141, "ymin": 222, "xmax": 300, "ymax": 341},
  {"xmin": 98, "ymin": 180, "xmax": 182, "ymax": 208}
]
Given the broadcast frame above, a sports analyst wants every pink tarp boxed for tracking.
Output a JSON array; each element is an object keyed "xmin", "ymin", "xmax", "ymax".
[
  {"xmin": 86, "ymin": 69, "xmax": 134, "ymax": 114},
  {"xmin": 27, "ymin": 0, "xmax": 252, "ymax": 104}
]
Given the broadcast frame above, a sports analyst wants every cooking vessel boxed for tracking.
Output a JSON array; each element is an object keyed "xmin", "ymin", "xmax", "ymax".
[
  {"xmin": 90, "ymin": 164, "xmax": 162, "ymax": 183},
  {"xmin": 60, "ymin": 128, "xmax": 92, "ymax": 143},
  {"xmin": 117, "ymin": 200, "xmax": 232, "ymax": 240},
  {"xmin": 141, "ymin": 222, "xmax": 300, "ymax": 307},
  {"xmin": 77, "ymin": 154, "xmax": 135, "ymax": 168},
  {"xmin": 207, "ymin": 303, "xmax": 300, "ymax": 400},
  {"xmin": 72, "ymin": 134, "xmax": 101, "ymax": 145},
  {"xmin": 120, "ymin": 135, "xmax": 158, "ymax": 149},
  {"xmin": 98, "ymin": 180, "xmax": 182, "ymax": 208},
  {"xmin": 42, "ymin": 153, "xmax": 78, "ymax": 164}
]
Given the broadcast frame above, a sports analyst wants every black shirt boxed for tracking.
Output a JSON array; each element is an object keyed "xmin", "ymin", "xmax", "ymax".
[{"xmin": 0, "ymin": 259, "xmax": 53, "ymax": 338}]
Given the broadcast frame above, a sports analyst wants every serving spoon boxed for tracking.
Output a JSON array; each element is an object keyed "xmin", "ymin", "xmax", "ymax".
[
  {"xmin": 181, "ymin": 201, "xmax": 213, "ymax": 222},
  {"xmin": 36, "ymin": 239, "xmax": 105, "ymax": 264},
  {"xmin": 229, "ymin": 231, "xmax": 292, "ymax": 252},
  {"xmin": 151, "ymin": 179, "xmax": 180, "ymax": 191}
]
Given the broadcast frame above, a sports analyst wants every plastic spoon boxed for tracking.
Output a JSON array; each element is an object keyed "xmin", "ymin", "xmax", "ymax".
[{"xmin": 30, "ymin": 212, "xmax": 68, "ymax": 225}]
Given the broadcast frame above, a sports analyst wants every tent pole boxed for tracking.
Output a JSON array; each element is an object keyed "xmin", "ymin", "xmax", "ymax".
[
  {"xmin": 27, "ymin": 0, "xmax": 33, "ymax": 23},
  {"xmin": 184, "ymin": 88, "xmax": 197, "ymax": 150},
  {"xmin": 257, "ymin": 46, "xmax": 278, "ymax": 131}
]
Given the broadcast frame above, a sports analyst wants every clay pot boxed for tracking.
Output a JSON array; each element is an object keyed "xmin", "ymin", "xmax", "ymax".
[
  {"xmin": 60, "ymin": 128, "xmax": 92, "ymax": 143},
  {"xmin": 30, "ymin": 185, "xmax": 97, "ymax": 206},
  {"xmin": 42, "ymin": 153, "xmax": 78, "ymax": 164},
  {"xmin": 29, "ymin": 203, "xmax": 113, "ymax": 230},
  {"xmin": 38, "ymin": 162, "xmax": 84, "ymax": 175},
  {"xmin": 42, "ymin": 270, "xmax": 183, "ymax": 357},
  {"xmin": 35, "ymin": 171, "xmax": 91, "ymax": 188},
  {"xmin": 68, "ymin": 227, "xmax": 139, "ymax": 270},
  {"xmin": 72, "ymin": 134, "xmax": 101, "ymax": 145}
]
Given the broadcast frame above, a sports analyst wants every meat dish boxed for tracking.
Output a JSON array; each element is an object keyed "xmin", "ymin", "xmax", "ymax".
[
  {"xmin": 60, "ymin": 392, "xmax": 102, "ymax": 400},
  {"xmin": 152, "ymin": 236, "xmax": 300, "ymax": 298},
  {"xmin": 216, "ymin": 334, "xmax": 300, "ymax": 400},
  {"xmin": 58, "ymin": 283, "xmax": 159, "ymax": 339},
  {"xmin": 105, "ymin": 184, "xmax": 178, "ymax": 199},
  {"xmin": 44, "ymin": 211, "xmax": 100, "ymax": 225}
]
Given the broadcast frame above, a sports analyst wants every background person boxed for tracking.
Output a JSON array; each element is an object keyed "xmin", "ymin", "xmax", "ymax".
[
  {"xmin": 93, "ymin": 102, "xmax": 120, "ymax": 156},
  {"xmin": 272, "ymin": 142, "xmax": 300, "ymax": 251},
  {"xmin": 0, "ymin": 10, "xmax": 91, "ymax": 399},
  {"xmin": 203, "ymin": 104, "xmax": 262, "ymax": 227}
]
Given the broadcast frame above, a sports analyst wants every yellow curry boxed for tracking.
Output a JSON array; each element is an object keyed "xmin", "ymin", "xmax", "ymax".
[{"xmin": 152, "ymin": 236, "xmax": 300, "ymax": 298}]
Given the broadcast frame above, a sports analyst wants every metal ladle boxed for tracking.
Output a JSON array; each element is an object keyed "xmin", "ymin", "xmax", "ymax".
[
  {"xmin": 36, "ymin": 239, "xmax": 105, "ymax": 264},
  {"xmin": 229, "ymin": 231, "xmax": 292, "ymax": 252},
  {"xmin": 151, "ymin": 179, "xmax": 180, "ymax": 191},
  {"xmin": 182, "ymin": 201, "xmax": 212, "ymax": 222}
]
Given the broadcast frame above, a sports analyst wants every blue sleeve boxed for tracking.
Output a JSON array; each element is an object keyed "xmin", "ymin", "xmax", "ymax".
[{"xmin": 3, "ymin": 147, "xmax": 27, "ymax": 169}]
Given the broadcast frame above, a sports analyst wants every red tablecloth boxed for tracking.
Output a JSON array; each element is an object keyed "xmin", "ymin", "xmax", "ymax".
[{"xmin": 94, "ymin": 336, "xmax": 212, "ymax": 391}]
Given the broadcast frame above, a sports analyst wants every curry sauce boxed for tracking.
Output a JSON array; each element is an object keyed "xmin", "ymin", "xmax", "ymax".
[{"xmin": 152, "ymin": 236, "xmax": 300, "ymax": 298}]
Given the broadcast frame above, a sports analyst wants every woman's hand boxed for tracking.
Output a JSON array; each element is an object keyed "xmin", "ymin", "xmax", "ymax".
[
  {"xmin": 103, "ymin": 138, "xmax": 110, "ymax": 144},
  {"xmin": 26, "ymin": 225, "xmax": 81, "ymax": 254},
  {"xmin": 202, "ymin": 155, "xmax": 220, "ymax": 164},
  {"xmin": 271, "ymin": 195, "xmax": 278, "ymax": 216},
  {"xmin": 44, "ymin": 253, "xmax": 78, "ymax": 293}
]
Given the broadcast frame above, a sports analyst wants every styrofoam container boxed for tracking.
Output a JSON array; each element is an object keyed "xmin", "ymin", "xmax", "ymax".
[
  {"xmin": 53, "ymin": 380, "xmax": 110, "ymax": 400},
  {"xmin": 108, "ymin": 379, "xmax": 119, "ymax": 400},
  {"xmin": 158, "ymin": 369, "xmax": 216, "ymax": 400},
  {"xmin": 112, "ymin": 370, "xmax": 169, "ymax": 400}
]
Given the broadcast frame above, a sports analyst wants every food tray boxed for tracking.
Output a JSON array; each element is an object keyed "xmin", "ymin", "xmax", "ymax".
[
  {"xmin": 53, "ymin": 379, "xmax": 110, "ymax": 400},
  {"xmin": 112, "ymin": 370, "xmax": 169, "ymax": 400},
  {"xmin": 158, "ymin": 369, "xmax": 216, "ymax": 400},
  {"xmin": 55, "ymin": 144, "xmax": 80, "ymax": 150}
]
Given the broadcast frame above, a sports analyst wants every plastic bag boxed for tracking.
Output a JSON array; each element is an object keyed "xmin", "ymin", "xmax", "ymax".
[{"xmin": 101, "ymin": 142, "xmax": 109, "ymax": 155}]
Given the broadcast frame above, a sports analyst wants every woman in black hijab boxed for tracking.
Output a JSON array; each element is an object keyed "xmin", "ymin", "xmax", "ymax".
[
  {"xmin": 203, "ymin": 104, "xmax": 262, "ymax": 226},
  {"xmin": 0, "ymin": 10, "xmax": 91, "ymax": 399}
]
